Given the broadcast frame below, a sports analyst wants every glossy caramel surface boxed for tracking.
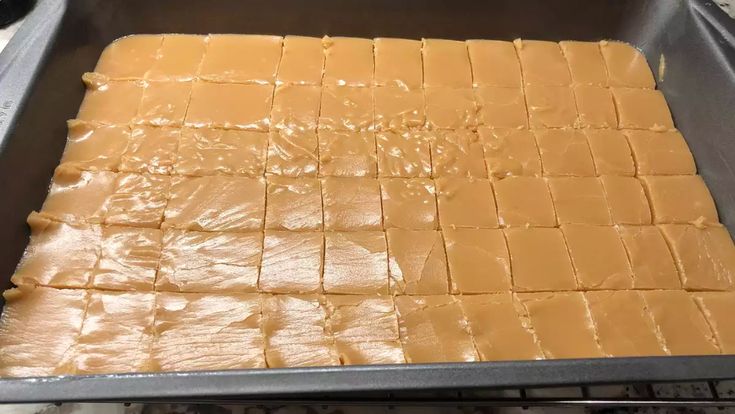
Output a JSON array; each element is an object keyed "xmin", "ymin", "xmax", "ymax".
[{"xmin": 1, "ymin": 35, "xmax": 733, "ymax": 377}]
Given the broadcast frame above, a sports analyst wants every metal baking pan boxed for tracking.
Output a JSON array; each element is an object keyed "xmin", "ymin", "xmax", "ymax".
[{"xmin": 1, "ymin": 0, "xmax": 735, "ymax": 404}]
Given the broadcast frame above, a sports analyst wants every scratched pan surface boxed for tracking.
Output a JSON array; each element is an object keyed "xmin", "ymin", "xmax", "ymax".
[{"xmin": 0, "ymin": 0, "xmax": 734, "ymax": 403}]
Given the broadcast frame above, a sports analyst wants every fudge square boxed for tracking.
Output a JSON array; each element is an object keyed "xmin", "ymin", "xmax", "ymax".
[
  {"xmin": 259, "ymin": 231, "xmax": 323, "ymax": 294},
  {"xmin": 617, "ymin": 225, "xmax": 681, "ymax": 289},
  {"xmin": 493, "ymin": 176, "xmax": 556, "ymax": 228},
  {"xmin": 517, "ymin": 292, "xmax": 605, "ymax": 358},
  {"xmin": 323, "ymin": 231, "xmax": 389, "ymax": 294},
  {"xmin": 198, "ymin": 34, "xmax": 282, "ymax": 84},
  {"xmin": 642, "ymin": 290, "xmax": 720, "ymax": 355},
  {"xmin": 435, "ymin": 178, "xmax": 498, "ymax": 229},
  {"xmin": 324, "ymin": 295, "xmax": 405, "ymax": 365},
  {"xmin": 380, "ymin": 178, "xmax": 437, "ymax": 230},
  {"xmin": 321, "ymin": 177, "xmax": 382, "ymax": 231},
  {"xmin": 66, "ymin": 291, "xmax": 155, "ymax": 374},
  {"xmin": 387, "ymin": 229, "xmax": 448, "ymax": 295},
  {"xmin": 94, "ymin": 34, "xmax": 162, "ymax": 79},
  {"xmin": 155, "ymin": 229, "xmax": 261, "ymax": 293},
  {"xmin": 185, "ymin": 82, "xmax": 274, "ymax": 131},
  {"xmin": 262, "ymin": 295, "xmax": 339, "ymax": 368},
  {"xmin": 444, "ymin": 229, "xmax": 511, "ymax": 293},
  {"xmin": 395, "ymin": 295, "xmax": 478, "ymax": 363},
  {"xmin": 561, "ymin": 224, "xmax": 634, "ymax": 290},
  {"xmin": 153, "ymin": 292, "xmax": 266, "ymax": 371},
  {"xmin": 163, "ymin": 175, "xmax": 265, "ymax": 232},
  {"xmin": 658, "ymin": 224, "xmax": 735, "ymax": 291},
  {"xmin": 0, "ymin": 286, "xmax": 87, "ymax": 377},
  {"xmin": 693, "ymin": 292, "xmax": 735, "ymax": 353},
  {"xmin": 585, "ymin": 291, "xmax": 667, "ymax": 357},
  {"xmin": 641, "ymin": 175, "xmax": 718, "ymax": 225},
  {"xmin": 265, "ymin": 176, "xmax": 323, "ymax": 231},
  {"xmin": 458, "ymin": 294, "xmax": 544, "ymax": 361},
  {"xmin": 505, "ymin": 228, "xmax": 577, "ymax": 292}
]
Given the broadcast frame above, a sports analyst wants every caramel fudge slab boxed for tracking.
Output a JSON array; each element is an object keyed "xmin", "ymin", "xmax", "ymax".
[
  {"xmin": 599, "ymin": 41, "xmax": 655, "ymax": 89},
  {"xmin": 198, "ymin": 34, "xmax": 282, "ymax": 84},
  {"xmin": 561, "ymin": 224, "xmax": 634, "ymax": 290},
  {"xmin": 318, "ymin": 130, "xmax": 378, "ymax": 177},
  {"xmin": 120, "ymin": 126, "xmax": 179, "ymax": 175},
  {"xmin": 373, "ymin": 86, "xmax": 425, "ymax": 130},
  {"xmin": 134, "ymin": 81, "xmax": 192, "ymax": 127},
  {"xmin": 145, "ymin": 34, "xmax": 207, "ymax": 82},
  {"xmin": 422, "ymin": 39, "xmax": 473, "ymax": 88},
  {"xmin": 478, "ymin": 128, "xmax": 542, "ymax": 178},
  {"xmin": 319, "ymin": 86, "xmax": 374, "ymax": 131},
  {"xmin": 599, "ymin": 176, "xmax": 652, "ymax": 225},
  {"xmin": 277, "ymin": 36, "xmax": 324, "ymax": 86},
  {"xmin": 323, "ymin": 231, "xmax": 389, "ymax": 294},
  {"xmin": 559, "ymin": 41, "xmax": 608, "ymax": 86},
  {"xmin": 387, "ymin": 229, "xmax": 448, "ymax": 295},
  {"xmin": 444, "ymin": 229, "xmax": 511, "ymax": 293},
  {"xmin": 515, "ymin": 39, "xmax": 571, "ymax": 86},
  {"xmin": 322, "ymin": 36, "xmax": 374, "ymax": 87},
  {"xmin": 617, "ymin": 226, "xmax": 681, "ymax": 289},
  {"xmin": 270, "ymin": 84, "xmax": 321, "ymax": 132},
  {"xmin": 624, "ymin": 130, "xmax": 696, "ymax": 176},
  {"xmin": 163, "ymin": 175, "xmax": 265, "ymax": 232},
  {"xmin": 266, "ymin": 129, "xmax": 319, "ymax": 177},
  {"xmin": 153, "ymin": 292, "xmax": 266, "ymax": 371},
  {"xmin": 458, "ymin": 294, "xmax": 544, "ymax": 361},
  {"xmin": 475, "ymin": 86, "xmax": 528, "ymax": 129},
  {"xmin": 374, "ymin": 38, "xmax": 423, "ymax": 89},
  {"xmin": 259, "ymin": 231, "xmax": 323, "ymax": 294},
  {"xmin": 659, "ymin": 224, "xmax": 735, "ymax": 291},
  {"xmin": 95, "ymin": 35, "xmax": 162, "ymax": 79},
  {"xmin": 642, "ymin": 290, "xmax": 721, "ymax": 355},
  {"xmin": 641, "ymin": 175, "xmax": 718, "ymax": 225},
  {"xmin": 693, "ymin": 292, "xmax": 735, "ymax": 353},
  {"xmin": 265, "ymin": 176, "xmax": 323, "ymax": 231},
  {"xmin": 0, "ymin": 286, "xmax": 87, "ymax": 377},
  {"xmin": 435, "ymin": 178, "xmax": 498, "ymax": 229},
  {"xmin": 103, "ymin": 173, "xmax": 171, "ymax": 228},
  {"xmin": 424, "ymin": 87, "xmax": 478, "ymax": 130},
  {"xmin": 59, "ymin": 121, "xmax": 130, "ymax": 172},
  {"xmin": 467, "ymin": 40, "xmax": 522, "ymax": 88},
  {"xmin": 585, "ymin": 291, "xmax": 667, "ymax": 357},
  {"xmin": 548, "ymin": 177, "xmax": 612, "ymax": 225},
  {"xmin": 380, "ymin": 178, "xmax": 438, "ymax": 230},
  {"xmin": 517, "ymin": 292, "xmax": 606, "ymax": 359},
  {"xmin": 324, "ymin": 295, "xmax": 405, "ymax": 365},
  {"xmin": 505, "ymin": 228, "xmax": 577, "ymax": 292},
  {"xmin": 573, "ymin": 86, "xmax": 617, "ymax": 129},
  {"xmin": 612, "ymin": 88, "xmax": 674, "ymax": 131},
  {"xmin": 395, "ymin": 295, "xmax": 478, "ymax": 363},
  {"xmin": 584, "ymin": 129, "xmax": 635, "ymax": 176},
  {"xmin": 185, "ymin": 81, "xmax": 274, "ymax": 131},
  {"xmin": 494, "ymin": 176, "xmax": 556, "ymax": 228},
  {"xmin": 525, "ymin": 85, "xmax": 578, "ymax": 128},
  {"xmin": 92, "ymin": 226, "xmax": 162, "ymax": 291},
  {"xmin": 39, "ymin": 167, "xmax": 117, "ymax": 225},
  {"xmin": 174, "ymin": 128, "xmax": 268, "ymax": 177},
  {"xmin": 64, "ymin": 291, "xmax": 155, "ymax": 374},
  {"xmin": 11, "ymin": 212, "xmax": 100, "ymax": 288},
  {"xmin": 76, "ymin": 75, "xmax": 145, "ymax": 125},
  {"xmin": 263, "ymin": 295, "xmax": 339, "ymax": 368},
  {"xmin": 321, "ymin": 177, "xmax": 382, "ymax": 231},
  {"xmin": 534, "ymin": 129, "xmax": 595, "ymax": 177},
  {"xmin": 376, "ymin": 131, "xmax": 432, "ymax": 178},
  {"xmin": 429, "ymin": 129, "xmax": 486, "ymax": 178},
  {"xmin": 155, "ymin": 229, "xmax": 261, "ymax": 293}
]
